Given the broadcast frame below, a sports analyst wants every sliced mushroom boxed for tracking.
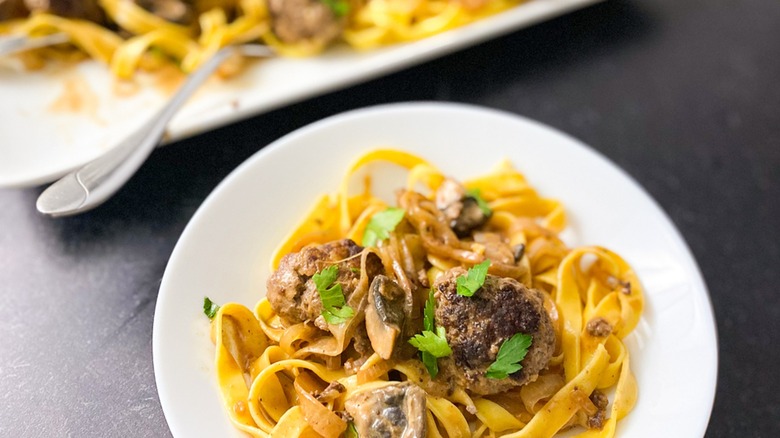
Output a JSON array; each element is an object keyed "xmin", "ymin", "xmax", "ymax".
[
  {"xmin": 345, "ymin": 382, "xmax": 427, "ymax": 438},
  {"xmin": 473, "ymin": 232, "xmax": 514, "ymax": 265},
  {"xmin": 268, "ymin": 0, "xmax": 343, "ymax": 46},
  {"xmin": 134, "ymin": 0, "xmax": 196, "ymax": 25},
  {"xmin": 316, "ymin": 380, "xmax": 346, "ymax": 403},
  {"xmin": 435, "ymin": 178, "xmax": 490, "ymax": 237},
  {"xmin": 365, "ymin": 275, "xmax": 406, "ymax": 360}
]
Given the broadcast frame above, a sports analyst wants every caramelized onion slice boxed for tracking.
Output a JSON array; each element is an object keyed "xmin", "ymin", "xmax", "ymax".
[{"xmin": 294, "ymin": 374, "xmax": 347, "ymax": 437}]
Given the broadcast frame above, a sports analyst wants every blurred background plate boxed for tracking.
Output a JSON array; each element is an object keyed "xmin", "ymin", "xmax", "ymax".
[
  {"xmin": 0, "ymin": 0, "xmax": 600, "ymax": 187},
  {"xmin": 153, "ymin": 103, "xmax": 717, "ymax": 437}
]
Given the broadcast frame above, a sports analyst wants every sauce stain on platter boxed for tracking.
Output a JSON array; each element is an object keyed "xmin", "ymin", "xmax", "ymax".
[{"xmin": 48, "ymin": 73, "xmax": 105, "ymax": 125}]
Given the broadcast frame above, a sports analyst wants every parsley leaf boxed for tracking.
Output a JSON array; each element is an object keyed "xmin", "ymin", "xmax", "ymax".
[
  {"xmin": 421, "ymin": 351, "xmax": 439, "ymax": 379},
  {"xmin": 485, "ymin": 333, "xmax": 533, "ymax": 379},
  {"xmin": 313, "ymin": 265, "xmax": 354, "ymax": 324},
  {"xmin": 423, "ymin": 289, "xmax": 435, "ymax": 332},
  {"xmin": 456, "ymin": 260, "xmax": 491, "ymax": 297},
  {"xmin": 203, "ymin": 297, "xmax": 220, "ymax": 319},
  {"xmin": 409, "ymin": 326, "xmax": 452, "ymax": 358},
  {"xmin": 346, "ymin": 422, "xmax": 359, "ymax": 438},
  {"xmin": 362, "ymin": 207, "xmax": 405, "ymax": 247},
  {"xmin": 466, "ymin": 188, "xmax": 492, "ymax": 216},
  {"xmin": 416, "ymin": 289, "xmax": 441, "ymax": 377},
  {"xmin": 410, "ymin": 289, "xmax": 451, "ymax": 378},
  {"xmin": 320, "ymin": 0, "xmax": 350, "ymax": 17}
]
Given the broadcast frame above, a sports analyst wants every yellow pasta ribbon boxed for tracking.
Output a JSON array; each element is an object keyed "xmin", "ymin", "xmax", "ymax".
[
  {"xmin": 474, "ymin": 398, "xmax": 526, "ymax": 432},
  {"xmin": 213, "ymin": 303, "xmax": 269, "ymax": 437},
  {"xmin": 504, "ymin": 344, "xmax": 610, "ymax": 438},
  {"xmin": 19, "ymin": 14, "xmax": 123, "ymax": 64},
  {"xmin": 337, "ymin": 149, "xmax": 434, "ymax": 234},
  {"xmin": 209, "ymin": 149, "xmax": 643, "ymax": 438},
  {"xmin": 575, "ymin": 352, "xmax": 638, "ymax": 438},
  {"xmin": 8, "ymin": 0, "xmax": 526, "ymax": 78},
  {"xmin": 99, "ymin": 0, "xmax": 192, "ymax": 37},
  {"xmin": 268, "ymin": 407, "xmax": 312, "ymax": 438},
  {"xmin": 557, "ymin": 250, "xmax": 586, "ymax": 382},
  {"xmin": 110, "ymin": 29, "xmax": 198, "ymax": 78},
  {"xmin": 427, "ymin": 396, "xmax": 471, "ymax": 438}
]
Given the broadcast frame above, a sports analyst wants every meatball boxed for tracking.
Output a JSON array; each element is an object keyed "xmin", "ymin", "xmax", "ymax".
[
  {"xmin": 267, "ymin": 239, "xmax": 383, "ymax": 327},
  {"xmin": 345, "ymin": 382, "xmax": 426, "ymax": 438},
  {"xmin": 433, "ymin": 267, "xmax": 555, "ymax": 395},
  {"xmin": 268, "ymin": 0, "xmax": 343, "ymax": 46}
]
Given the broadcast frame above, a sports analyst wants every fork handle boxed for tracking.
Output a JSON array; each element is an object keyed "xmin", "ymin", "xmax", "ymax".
[
  {"xmin": 0, "ymin": 33, "xmax": 69, "ymax": 56},
  {"xmin": 36, "ymin": 45, "xmax": 274, "ymax": 217}
]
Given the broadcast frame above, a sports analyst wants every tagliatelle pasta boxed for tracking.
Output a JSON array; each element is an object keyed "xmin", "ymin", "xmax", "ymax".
[
  {"xmin": 209, "ymin": 149, "xmax": 643, "ymax": 437},
  {"xmin": 2, "ymin": 0, "xmax": 522, "ymax": 79}
]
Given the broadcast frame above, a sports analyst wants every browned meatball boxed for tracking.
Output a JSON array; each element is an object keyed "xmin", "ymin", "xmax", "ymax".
[
  {"xmin": 433, "ymin": 267, "xmax": 555, "ymax": 395},
  {"xmin": 267, "ymin": 239, "xmax": 383, "ymax": 327},
  {"xmin": 268, "ymin": 0, "xmax": 343, "ymax": 46}
]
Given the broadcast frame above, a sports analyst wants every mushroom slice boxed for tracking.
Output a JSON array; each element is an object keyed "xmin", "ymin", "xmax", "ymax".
[
  {"xmin": 365, "ymin": 275, "xmax": 406, "ymax": 360},
  {"xmin": 345, "ymin": 382, "xmax": 427, "ymax": 438},
  {"xmin": 134, "ymin": 0, "xmax": 196, "ymax": 25},
  {"xmin": 435, "ymin": 178, "xmax": 491, "ymax": 237},
  {"xmin": 473, "ymin": 232, "xmax": 515, "ymax": 265}
]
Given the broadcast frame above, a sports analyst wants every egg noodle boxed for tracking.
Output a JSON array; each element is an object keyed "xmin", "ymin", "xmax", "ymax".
[
  {"xmin": 209, "ymin": 149, "xmax": 643, "ymax": 437},
  {"xmin": 1, "ymin": 0, "xmax": 522, "ymax": 78}
]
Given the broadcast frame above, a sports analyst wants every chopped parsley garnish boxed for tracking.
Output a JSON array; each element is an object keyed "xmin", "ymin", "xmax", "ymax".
[
  {"xmin": 313, "ymin": 265, "xmax": 354, "ymax": 324},
  {"xmin": 409, "ymin": 326, "xmax": 453, "ymax": 358},
  {"xmin": 466, "ymin": 188, "xmax": 492, "ymax": 216},
  {"xmin": 362, "ymin": 207, "xmax": 405, "ymax": 247},
  {"xmin": 346, "ymin": 422, "xmax": 359, "ymax": 438},
  {"xmin": 203, "ymin": 297, "xmax": 220, "ymax": 319},
  {"xmin": 409, "ymin": 289, "xmax": 451, "ymax": 378},
  {"xmin": 485, "ymin": 333, "xmax": 533, "ymax": 379},
  {"xmin": 423, "ymin": 288, "xmax": 435, "ymax": 333},
  {"xmin": 321, "ymin": 0, "xmax": 350, "ymax": 17},
  {"xmin": 456, "ymin": 260, "xmax": 490, "ymax": 297}
]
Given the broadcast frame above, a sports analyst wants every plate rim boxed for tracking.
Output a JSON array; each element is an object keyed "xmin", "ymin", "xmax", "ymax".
[{"xmin": 152, "ymin": 101, "xmax": 718, "ymax": 437}]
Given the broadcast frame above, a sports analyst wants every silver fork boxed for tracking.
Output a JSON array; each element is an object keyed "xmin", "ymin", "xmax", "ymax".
[
  {"xmin": 36, "ymin": 44, "xmax": 274, "ymax": 217},
  {"xmin": 0, "ymin": 33, "xmax": 69, "ymax": 56}
]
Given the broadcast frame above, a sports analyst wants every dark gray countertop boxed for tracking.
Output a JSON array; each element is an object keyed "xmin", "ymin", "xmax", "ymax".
[{"xmin": 1, "ymin": 0, "xmax": 778, "ymax": 436}]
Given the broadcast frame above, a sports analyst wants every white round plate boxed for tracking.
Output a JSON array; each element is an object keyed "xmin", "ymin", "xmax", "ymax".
[{"xmin": 153, "ymin": 103, "xmax": 717, "ymax": 437}]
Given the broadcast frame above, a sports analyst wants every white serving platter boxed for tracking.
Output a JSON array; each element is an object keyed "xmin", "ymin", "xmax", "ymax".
[{"xmin": 0, "ymin": 0, "xmax": 600, "ymax": 187}]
